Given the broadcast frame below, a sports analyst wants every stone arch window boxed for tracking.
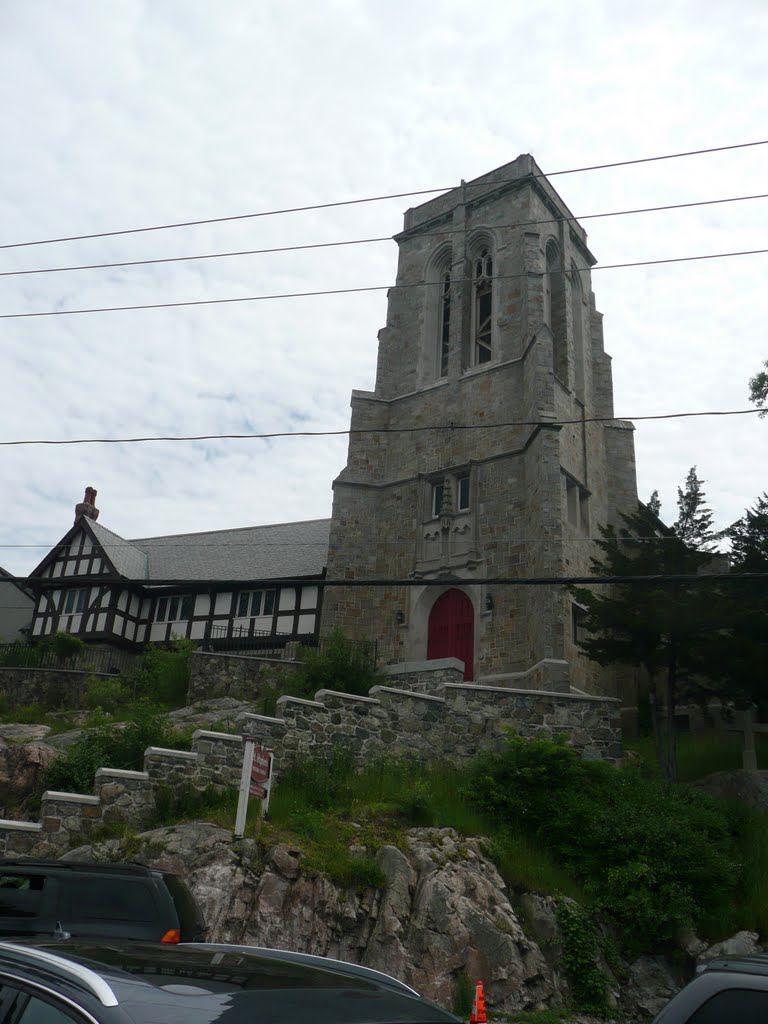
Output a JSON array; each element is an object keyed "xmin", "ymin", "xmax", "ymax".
[
  {"xmin": 545, "ymin": 239, "xmax": 568, "ymax": 384},
  {"xmin": 470, "ymin": 239, "xmax": 494, "ymax": 366},
  {"xmin": 425, "ymin": 246, "xmax": 453, "ymax": 380},
  {"xmin": 570, "ymin": 262, "xmax": 585, "ymax": 401}
]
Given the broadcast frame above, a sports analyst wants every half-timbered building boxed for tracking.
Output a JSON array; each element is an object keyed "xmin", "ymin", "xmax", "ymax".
[{"xmin": 27, "ymin": 489, "xmax": 328, "ymax": 651}]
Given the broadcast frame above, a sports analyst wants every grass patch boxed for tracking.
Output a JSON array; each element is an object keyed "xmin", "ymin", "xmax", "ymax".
[{"xmin": 625, "ymin": 731, "xmax": 768, "ymax": 782}]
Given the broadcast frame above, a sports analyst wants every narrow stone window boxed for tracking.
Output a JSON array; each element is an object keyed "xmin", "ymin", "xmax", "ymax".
[
  {"xmin": 456, "ymin": 473, "xmax": 470, "ymax": 512},
  {"xmin": 431, "ymin": 482, "xmax": 445, "ymax": 518},
  {"xmin": 439, "ymin": 269, "xmax": 451, "ymax": 378},
  {"xmin": 473, "ymin": 248, "xmax": 493, "ymax": 365},
  {"xmin": 546, "ymin": 240, "xmax": 568, "ymax": 384}
]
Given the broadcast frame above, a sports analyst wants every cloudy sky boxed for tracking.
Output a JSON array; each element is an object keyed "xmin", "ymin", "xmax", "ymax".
[{"xmin": 1, "ymin": 0, "xmax": 766, "ymax": 578}]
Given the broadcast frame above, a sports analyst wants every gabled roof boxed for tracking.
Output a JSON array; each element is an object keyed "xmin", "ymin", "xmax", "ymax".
[
  {"xmin": 0, "ymin": 566, "xmax": 34, "ymax": 601},
  {"xmin": 29, "ymin": 516, "xmax": 330, "ymax": 585},
  {"xmin": 89, "ymin": 521, "xmax": 149, "ymax": 579},
  {"xmin": 129, "ymin": 518, "xmax": 330, "ymax": 581}
]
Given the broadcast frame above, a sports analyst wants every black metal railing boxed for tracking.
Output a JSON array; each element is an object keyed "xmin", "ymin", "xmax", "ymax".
[
  {"xmin": 0, "ymin": 643, "xmax": 133, "ymax": 676},
  {"xmin": 204, "ymin": 624, "xmax": 377, "ymax": 668}
]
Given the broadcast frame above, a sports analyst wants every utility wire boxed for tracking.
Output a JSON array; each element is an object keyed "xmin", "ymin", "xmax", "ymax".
[
  {"xmin": 3, "ymin": 572, "xmax": 767, "ymax": 587},
  {"xmin": 0, "ymin": 409, "xmax": 761, "ymax": 448},
  {"xmin": 3, "ymin": 191, "xmax": 767, "ymax": 279},
  {"xmin": 3, "ymin": 246, "xmax": 768, "ymax": 320},
  {"xmin": 2, "ymin": 138, "xmax": 766, "ymax": 252}
]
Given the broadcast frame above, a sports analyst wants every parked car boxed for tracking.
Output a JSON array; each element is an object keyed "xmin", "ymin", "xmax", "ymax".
[
  {"xmin": 0, "ymin": 939, "xmax": 460, "ymax": 1024},
  {"xmin": 652, "ymin": 953, "xmax": 768, "ymax": 1023},
  {"xmin": 0, "ymin": 858, "xmax": 206, "ymax": 943}
]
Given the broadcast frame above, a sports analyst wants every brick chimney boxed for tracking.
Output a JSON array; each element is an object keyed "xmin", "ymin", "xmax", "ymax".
[{"xmin": 74, "ymin": 486, "xmax": 99, "ymax": 523}]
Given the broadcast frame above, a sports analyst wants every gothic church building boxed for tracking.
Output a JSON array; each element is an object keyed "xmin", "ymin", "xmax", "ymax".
[{"xmin": 322, "ymin": 154, "xmax": 639, "ymax": 693}]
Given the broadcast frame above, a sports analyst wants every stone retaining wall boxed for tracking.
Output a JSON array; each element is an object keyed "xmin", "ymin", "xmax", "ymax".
[
  {"xmin": 0, "ymin": 669, "xmax": 110, "ymax": 709},
  {"xmin": 243, "ymin": 679, "xmax": 621, "ymax": 776},
  {"xmin": 0, "ymin": 727, "xmax": 245, "ymax": 857},
  {"xmin": 187, "ymin": 650, "xmax": 302, "ymax": 703}
]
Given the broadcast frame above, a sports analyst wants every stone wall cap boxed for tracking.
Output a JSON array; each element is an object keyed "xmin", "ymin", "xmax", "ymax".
[
  {"xmin": 276, "ymin": 695, "xmax": 325, "ymax": 709},
  {"xmin": 95, "ymin": 768, "xmax": 150, "ymax": 781},
  {"xmin": 192, "ymin": 729, "xmax": 243, "ymax": 743},
  {"xmin": 0, "ymin": 819, "xmax": 43, "ymax": 832},
  {"xmin": 313, "ymin": 689, "xmax": 380, "ymax": 705},
  {"xmin": 441, "ymin": 683, "xmax": 620, "ymax": 704},
  {"xmin": 144, "ymin": 746, "xmax": 199, "ymax": 760},
  {"xmin": 384, "ymin": 658, "xmax": 464, "ymax": 674},
  {"xmin": 41, "ymin": 791, "xmax": 101, "ymax": 805},
  {"xmin": 242, "ymin": 712, "xmax": 287, "ymax": 728},
  {"xmin": 191, "ymin": 650, "xmax": 299, "ymax": 666},
  {"xmin": 369, "ymin": 685, "xmax": 446, "ymax": 704}
]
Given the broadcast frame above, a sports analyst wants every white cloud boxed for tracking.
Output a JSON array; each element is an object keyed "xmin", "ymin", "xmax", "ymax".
[{"xmin": 0, "ymin": 0, "xmax": 766, "ymax": 577}]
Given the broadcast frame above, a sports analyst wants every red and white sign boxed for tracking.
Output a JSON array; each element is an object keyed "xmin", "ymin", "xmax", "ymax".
[
  {"xmin": 235, "ymin": 740, "xmax": 274, "ymax": 837},
  {"xmin": 250, "ymin": 745, "xmax": 271, "ymax": 793}
]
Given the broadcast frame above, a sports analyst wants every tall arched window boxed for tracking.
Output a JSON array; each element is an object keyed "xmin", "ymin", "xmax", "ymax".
[
  {"xmin": 472, "ymin": 246, "xmax": 493, "ymax": 365},
  {"xmin": 425, "ymin": 247, "xmax": 453, "ymax": 381},
  {"xmin": 438, "ymin": 266, "xmax": 451, "ymax": 378},
  {"xmin": 570, "ymin": 263, "xmax": 585, "ymax": 401},
  {"xmin": 545, "ymin": 240, "xmax": 568, "ymax": 384}
]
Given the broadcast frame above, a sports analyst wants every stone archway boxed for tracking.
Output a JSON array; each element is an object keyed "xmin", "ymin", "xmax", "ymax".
[{"xmin": 427, "ymin": 588, "xmax": 475, "ymax": 680}]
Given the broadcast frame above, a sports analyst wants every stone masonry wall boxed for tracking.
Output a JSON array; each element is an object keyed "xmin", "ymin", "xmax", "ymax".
[
  {"xmin": 243, "ymin": 679, "xmax": 621, "ymax": 778},
  {"xmin": 187, "ymin": 650, "xmax": 302, "ymax": 703},
  {"xmin": 0, "ymin": 669, "xmax": 107, "ymax": 708},
  {"xmin": 0, "ymin": 728, "xmax": 246, "ymax": 857}
]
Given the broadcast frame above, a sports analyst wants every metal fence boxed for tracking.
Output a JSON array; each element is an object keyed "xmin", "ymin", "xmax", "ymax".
[
  {"xmin": 205, "ymin": 624, "xmax": 377, "ymax": 668},
  {"xmin": 0, "ymin": 642, "xmax": 134, "ymax": 676}
]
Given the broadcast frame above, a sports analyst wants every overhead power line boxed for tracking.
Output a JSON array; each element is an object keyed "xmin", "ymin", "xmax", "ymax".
[
  {"xmin": 2, "ymin": 138, "xmax": 766, "ymax": 252},
  {"xmin": 0, "ymin": 408, "xmax": 760, "ymax": 448},
  {"xmin": 3, "ymin": 572, "xmax": 767, "ymax": 587},
  {"xmin": 3, "ymin": 191, "xmax": 767, "ymax": 279},
  {"xmin": 3, "ymin": 246, "xmax": 768, "ymax": 320}
]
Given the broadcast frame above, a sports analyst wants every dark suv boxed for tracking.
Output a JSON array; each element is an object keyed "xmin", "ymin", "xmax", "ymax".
[
  {"xmin": 652, "ymin": 954, "xmax": 768, "ymax": 1023},
  {"xmin": 0, "ymin": 940, "xmax": 459, "ymax": 1024},
  {"xmin": 0, "ymin": 859, "xmax": 206, "ymax": 943}
]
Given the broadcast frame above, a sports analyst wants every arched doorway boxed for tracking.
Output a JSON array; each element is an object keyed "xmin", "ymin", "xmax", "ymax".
[{"xmin": 427, "ymin": 588, "xmax": 474, "ymax": 680}]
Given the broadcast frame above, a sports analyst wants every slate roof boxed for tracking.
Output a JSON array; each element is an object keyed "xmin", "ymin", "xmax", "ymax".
[{"xmin": 90, "ymin": 518, "xmax": 330, "ymax": 582}]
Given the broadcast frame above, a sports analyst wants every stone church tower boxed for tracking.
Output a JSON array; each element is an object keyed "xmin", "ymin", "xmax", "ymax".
[{"xmin": 322, "ymin": 155, "xmax": 638, "ymax": 694}]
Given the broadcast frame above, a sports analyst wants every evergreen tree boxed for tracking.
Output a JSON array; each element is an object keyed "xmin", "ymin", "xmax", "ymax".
[
  {"xmin": 571, "ymin": 469, "xmax": 723, "ymax": 782},
  {"xmin": 749, "ymin": 359, "xmax": 768, "ymax": 418}
]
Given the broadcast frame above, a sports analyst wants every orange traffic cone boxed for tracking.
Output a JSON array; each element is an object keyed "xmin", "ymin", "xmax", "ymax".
[{"xmin": 469, "ymin": 979, "xmax": 487, "ymax": 1024}]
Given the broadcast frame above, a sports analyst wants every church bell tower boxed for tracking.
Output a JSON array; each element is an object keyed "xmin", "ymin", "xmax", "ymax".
[{"xmin": 322, "ymin": 155, "xmax": 638, "ymax": 694}]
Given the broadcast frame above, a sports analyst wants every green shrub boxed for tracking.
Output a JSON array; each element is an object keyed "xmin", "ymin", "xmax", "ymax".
[
  {"xmin": 122, "ymin": 638, "xmax": 194, "ymax": 708},
  {"xmin": 452, "ymin": 973, "xmax": 475, "ymax": 1018},
  {"xmin": 83, "ymin": 676, "xmax": 131, "ymax": 712},
  {"xmin": 462, "ymin": 735, "xmax": 739, "ymax": 948},
  {"xmin": 42, "ymin": 703, "xmax": 189, "ymax": 794},
  {"xmin": 555, "ymin": 897, "xmax": 610, "ymax": 1014}
]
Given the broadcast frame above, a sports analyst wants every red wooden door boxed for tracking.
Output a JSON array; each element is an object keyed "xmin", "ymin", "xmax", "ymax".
[{"xmin": 427, "ymin": 589, "xmax": 474, "ymax": 680}]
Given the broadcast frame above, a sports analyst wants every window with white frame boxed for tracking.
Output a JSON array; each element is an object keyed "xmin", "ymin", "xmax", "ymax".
[
  {"xmin": 156, "ymin": 594, "xmax": 194, "ymax": 622},
  {"xmin": 63, "ymin": 589, "xmax": 87, "ymax": 614},
  {"xmin": 430, "ymin": 471, "xmax": 471, "ymax": 518},
  {"xmin": 472, "ymin": 248, "xmax": 493, "ymax": 365},
  {"xmin": 237, "ymin": 589, "xmax": 276, "ymax": 618}
]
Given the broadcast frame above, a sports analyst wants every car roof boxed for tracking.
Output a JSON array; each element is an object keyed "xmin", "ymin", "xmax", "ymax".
[
  {"xmin": 0, "ymin": 859, "xmax": 157, "ymax": 878},
  {"xmin": 190, "ymin": 942, "xmax": 420, "ymax": 996},
  {"xmin": 699, "ymin": 953, "xmax": 768, "ymax": 976},
  {"xmin": 0, "ymin": 941, "xmax": 459, "ymax": 1023}
]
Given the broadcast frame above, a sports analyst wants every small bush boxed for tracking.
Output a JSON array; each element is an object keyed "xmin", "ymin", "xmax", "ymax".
[
  {"xmin": 84, "ymin": 676, "xmax": 131, "ymax": 713},
  {"xmin": 452, "ymin": 973, "xmax": 475, "ymax": 1018},
  {"xmin": 42, "ymin": 703, "xmax": 188, "ymax": 795},
  {"xmin": 122, "ymin": 638, "xmax": 194, "ymax": 708}
]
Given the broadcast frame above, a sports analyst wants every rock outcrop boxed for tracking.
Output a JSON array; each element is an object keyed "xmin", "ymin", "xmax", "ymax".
[{"xmin": 67, "ymin": 824, "xmax": 568, "ymax": 1015}]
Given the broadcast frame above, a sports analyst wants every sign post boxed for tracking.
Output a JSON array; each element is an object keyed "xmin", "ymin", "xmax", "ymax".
[{"xmin": 235, "ymin": 740, "xmax": 273, "ymax": 838}]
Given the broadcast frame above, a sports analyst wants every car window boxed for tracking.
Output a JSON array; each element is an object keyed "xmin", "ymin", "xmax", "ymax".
[
  {"xmin": 16, "ymin": 995, "xmax": 80, "ymax": 1024},
  {"xmin": 687, "ymin": 987, "xmax": 768, "ymax": 1023},
  {"xmin": 0, "ymin": 875, "xmax": 47, "ymax": 919},
  {"xmin": 62, "ymin": 878, "xmax": 158, "ymax": 923},
  {"xmin": 161, "ymin": 876, "xmax": 205, "ymax": 938}
]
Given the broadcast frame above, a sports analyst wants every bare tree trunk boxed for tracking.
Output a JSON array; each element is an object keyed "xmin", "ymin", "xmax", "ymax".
[
  {"xmin": 664, "ymin": 648, "xmax": 679, "ymax": 784},
  {"xmin": 648, "ymin": 675, "xmax": 666, "ymax": 775}
]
